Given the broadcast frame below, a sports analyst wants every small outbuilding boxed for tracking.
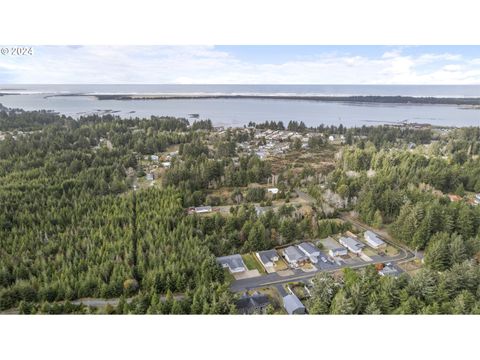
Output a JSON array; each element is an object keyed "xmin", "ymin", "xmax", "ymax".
[
  {"xmin": 283, "ymin": 293, "xmax": 306, "ymax": 315},
  {"xmin": 194, "ymin": 206, "xmax": 212, "ymax": 214}
]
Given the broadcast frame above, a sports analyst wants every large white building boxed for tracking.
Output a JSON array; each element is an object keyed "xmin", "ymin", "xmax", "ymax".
[
  {"xmin": 283, "ymin": 246, "xmax": 308, "ymax": 267},
  {"xmin": 364, "ymin": 231, "xmax": 386, "ymax": 249},
  {"xmin": 339, "ymin": 237, "xmax": 365, "ymax": 254},
  {"xmin": 298, "ymin": 242, "xmax": 321, "ymax": 263}
]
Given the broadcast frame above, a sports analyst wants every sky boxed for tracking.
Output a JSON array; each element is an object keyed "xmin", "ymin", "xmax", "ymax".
[{"xmin": 1, "ymin": 45, "xmax": 480, "ymax": 84}]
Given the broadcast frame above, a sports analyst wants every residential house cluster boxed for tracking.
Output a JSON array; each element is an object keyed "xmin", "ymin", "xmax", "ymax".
[{"xmin": 283, "ymin": 242, "xmax": 321, "ymax": 267}]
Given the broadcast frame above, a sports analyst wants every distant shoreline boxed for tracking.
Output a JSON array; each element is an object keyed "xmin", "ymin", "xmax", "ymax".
[{"xmin": 44, "ymin": 93, "xmax": 480, "ymax": 106}]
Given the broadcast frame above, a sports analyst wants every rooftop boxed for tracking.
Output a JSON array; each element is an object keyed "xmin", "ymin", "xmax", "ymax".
[
  {"xmin": 364, "ymin": 231, "xmax": 385, "ymax": 246},
  {"xmin": 236, "ymin": 292, "xmax": 270, "ymax": 314},
  {"xmin": 283, "ymin": 293, "xmax": 306, "ymax": 315},
  {"xmin": 298, "ymin": 242, "xmax": 320, "ymax": 256},
  {"xmin": 339, "ymin": 236, "xmax": 365, "ymax": 252},
  {"xmin": 379, "ymin": 265, "xmax": 400, "ymax": 277},
  {"xmin": 194, "ymin": 206, "xmax": 212, "ymax": 212},
  {"xmin": 284, "ymin": 246, "xmax": 307, "ymax": 262},
  {"xmin": 257, "ymin": 249, "xmax": 279, "ymax": 265},
  {"xmin": 216, "ymin": 254, "xmax": 246, "ymax": 272}
]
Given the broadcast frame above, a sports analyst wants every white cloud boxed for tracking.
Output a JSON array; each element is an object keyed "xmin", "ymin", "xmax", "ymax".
[{"xmin": 1, "ymin": 46, "xmax": 480, "ymax": 84}]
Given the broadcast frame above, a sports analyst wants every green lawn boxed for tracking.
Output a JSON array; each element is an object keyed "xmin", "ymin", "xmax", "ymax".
[
  {"xmin": 223, "ymin": 269, "xmax": 235, "ymax": 283},
  {"xmin": 242, "ymin": 253, "xmax": 266, "ymax": 274}
]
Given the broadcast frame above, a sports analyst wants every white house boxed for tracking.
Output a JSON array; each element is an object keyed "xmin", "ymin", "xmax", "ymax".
[
  {"xmin": 194, "ymin": 206, "xmax": 212, "ymax": 214},
  {"xmin": 339, "ymin": 237, "xmax": 365, "ymax": 254},
  {"xmin": 283, "ymin": 246, "xmax": 308, "ymax": 267},
  {"xmin": 146, "ymin": 173, "xmax": 154, "ymax": 181},
  {"xmin": 161, "ymin": 161, "xmax": 171, "ymax": 169},
  {"xmin": 364, "ymin": 231, "xmax": 386, "ymax": 249},
  {"xmin": 267, "ymin": 187, "xmax": 279, "ymax": 195},
  {"xmin": 298, "ymin": 242, "xmax": 321, "ymax": 263},
  {"xmin": 216, "ymin": 254, "xmax": 246, "ymax": 273}
]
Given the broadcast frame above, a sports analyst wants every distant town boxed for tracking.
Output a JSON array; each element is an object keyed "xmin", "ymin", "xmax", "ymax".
[{"xmin": 1, "ymin": 106, "xmax": 480, "ymax": 314}]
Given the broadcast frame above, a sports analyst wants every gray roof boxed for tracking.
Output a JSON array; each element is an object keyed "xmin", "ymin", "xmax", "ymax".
[
  {"xmin": 257, "ymin": 249, "xmax": 279, "ymax": 265},
  {"xmin": 298, "ymin": 242, "xmax": 320, "ymax": 256},
  {"xmin": 194, "ymin": 206, "xmax": 212, "ymax": 212},
  {"xmin": 380, "ymin": 265, "xmax": 399, "ymax": 276},
  {"xmin": 236, "ymin": 293, "xmax": 270, "ymax": 314},
  {"xmin": 330, "ymin": 246, "xmax": 348, "ymax": 253},
  {"xmin": 216, "ymin": 254, "xmax": 246, "ymax": 272},
  {"xmin": 364, "ymin": 231, "xmax": 385, "ymax": 246},
  {"xmin": 284, "ymin": 246, "xmax": 307, "ymax": 262},
  {"xmin": 339, "ymin": 237, "xmax": 365, "ymax": 252},
  {"xmin": 283, "ymin": 294, "xmax": 306, "ymax": 314}
]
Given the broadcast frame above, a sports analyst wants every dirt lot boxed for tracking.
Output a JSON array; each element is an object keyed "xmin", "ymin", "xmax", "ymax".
[
  {"xmin": 273, "ymin": 258, "xmax": 289, "ymax": 271},
  {"xmin": 398, "ymin": 259, "xmax": 423, "ymax": 275},
  {"xmin": 318, "ymin": 237, "xmax": 342, "ymax": 250},
  {"xmin": 300, "ymin": 263, "xmax": 317, "ymax": 272}
]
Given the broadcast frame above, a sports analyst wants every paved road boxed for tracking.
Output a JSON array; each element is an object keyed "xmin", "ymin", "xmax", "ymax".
[
  {"xmin": 338, "ymin": 212, "xmax": 415, "ymax": 264},
  {"xmin": 230, "ymin": 216, "xmax": 415, "ymax": 293}
]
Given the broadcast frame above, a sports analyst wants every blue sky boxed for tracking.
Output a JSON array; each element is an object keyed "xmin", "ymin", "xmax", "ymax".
[{"xmin": 1, "ymin": 45, "xmax": 480, "ymax": 84}]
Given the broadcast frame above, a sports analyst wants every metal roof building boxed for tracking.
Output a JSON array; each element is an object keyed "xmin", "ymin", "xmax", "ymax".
[
  {"xmin": 339, "ymin": 236, "xmax": 365, "ymax": 254},
  {"xmin": 284, "ymin": 246, "xmax": 307, "ymax": 265},
  {"xmin": 298, "ymin": 242, "xmax": 321, "ymax": 257},
  {"xmin": 364, "ymin": 231, "xmax": 386, "ymax": 249},
  {"xmin": 283, "ymin": 293, "xmax": 306, "ymax": 315}
]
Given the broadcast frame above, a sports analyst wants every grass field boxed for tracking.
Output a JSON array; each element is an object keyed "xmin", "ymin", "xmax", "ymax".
[
  {"xmin": 223, "ymin": 269, "xmax": 235, "ymax": 283},
  {"xmin": 242, "ymin": 253, "xmax": 266, "ymax": 274},
  {"xmin": 273, "ymin": 258, "xmax": 289, "ymax": 271}
]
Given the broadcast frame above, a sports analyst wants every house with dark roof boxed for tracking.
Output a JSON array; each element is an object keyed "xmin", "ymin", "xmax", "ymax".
[
  {"xmin": 236, "ymin": 292, "xmax": 271, "ymax": 314},
  {"xmin": 283, "ymin": 293, "xmax": 306, "ymax": 315},
  {"xmin": 256, "ymin": 249, "xmax": 279, "ymax": 268}
]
